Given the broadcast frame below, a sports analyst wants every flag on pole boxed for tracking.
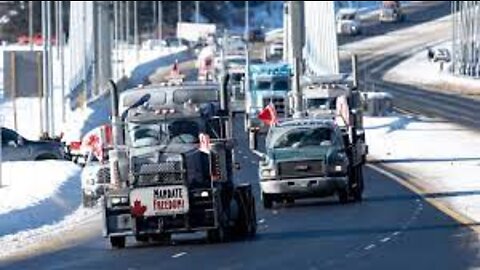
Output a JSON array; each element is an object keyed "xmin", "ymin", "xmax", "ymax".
[
  {"xmin": 82, "ymin": 124, "xmax": 113, "ymax": 162},
  {"xmin": 258, "ymin": 103, "xmax": 278, "ymax": 126},
  {"xmin": 335, "ymin": 95, "xmax": 350, "ymax": 127},
  {"xmin": 198, "ymin": 133, "xmax": 211, "ymax": 153}
]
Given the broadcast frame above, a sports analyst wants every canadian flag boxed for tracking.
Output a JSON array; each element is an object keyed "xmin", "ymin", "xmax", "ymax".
[
  {"xmin": 82, "ymin": 124, "xmax": 113, "ymax": 162},
  {"xmin": 335, "ymin": 95, "xmax": 350, "ymax": 127},
  {"xmin": 258, "ymin": 103, "xmax": 278, "ymax": 126},
  {"xmin": 198, "ymin": 133, "xmax": 211, "ymax": 153}
]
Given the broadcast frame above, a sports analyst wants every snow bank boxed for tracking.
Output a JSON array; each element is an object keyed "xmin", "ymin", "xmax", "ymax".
[
  {"xmin": 0, "ymin": 206, "xmax": 100, "ymax": 260},
  {"xmin": 383, "ymin": 41, "xmax": 480, "ymax": 95},
  {"xmin": 365, "ymin": 115, "xmax": 480, "ymax": 221},
  {"xmin": 0, "ymin": 161, "xmax": 80, "ymax": 215}
]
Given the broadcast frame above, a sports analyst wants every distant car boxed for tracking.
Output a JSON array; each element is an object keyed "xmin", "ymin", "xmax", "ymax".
[
  {"xmin": 163, "ymin": 37, "xmax": 191, "ymax": 48},
  {"xmin": 1, "ymin": 127, "xmax": 66, "ymax": 161},
  {"xmin": 336, "ymin": 8, "xmax": 362, "ymax": 35},
  {"xmin": 432, "ymin": 48, "xmax": 451, "ymax": 63},
  {"xmin": 379, "ymin": 1, "xmax": 405, "ymax": 23}
]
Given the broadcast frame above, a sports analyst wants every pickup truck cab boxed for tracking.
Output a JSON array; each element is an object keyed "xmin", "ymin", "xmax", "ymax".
[{"xmin": 259, "ymin": 118, "xmax": 351, "ymax": 208}]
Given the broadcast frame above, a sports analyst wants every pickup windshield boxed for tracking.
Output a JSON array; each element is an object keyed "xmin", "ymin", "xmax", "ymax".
[{"xmin": 272, "ymin": 127, "xmax": 333, "ymax": 149}]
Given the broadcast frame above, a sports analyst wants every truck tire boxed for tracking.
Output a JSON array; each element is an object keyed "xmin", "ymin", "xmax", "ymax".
[
  {"xmin": 338, "ymin": 188, "xmax": 349, "ymax": 204},
  {"xmin": 352, "ymin": 166, "xmax": 364, "ymax": 202},
  {"xmin": 233, "ymin": 186, "xmax": 257, "ymax": 239},
  {"xmin": 110, "ymin": 236, "xmax": 126, "ymax": 249},
  {"xmin": 262, "ymin": 192, "xmax": 273, "ymax": 209},
  {"xmin": 207, "ymin": 225, "xmax": 226, "ymax": 243},
  {"xmin": 135, "ymin": 235, "xmax": 149, "ymax": 243},
  {"xmin": 151, "ymin": 233, "xmax": 171, "ymax": 245}
]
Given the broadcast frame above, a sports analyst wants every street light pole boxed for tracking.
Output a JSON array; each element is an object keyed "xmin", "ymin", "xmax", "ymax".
[
  {"xmin": 158, "ymin": 1, "xmax": 162, "ymax": 39},
  {"xmin": 29, "ymin": 1, "xmax": 33, "ymax": 50},
  {"xmin": 245, "ymin": 1, "xmax": 249, "ymax": 41},
  {"xmin": 195, "ymin": 1, "xmax": 200, "ymax": 23},
  {"xmin": 178, "ymin": 1, "xmax": 182, "ymax": 23}
]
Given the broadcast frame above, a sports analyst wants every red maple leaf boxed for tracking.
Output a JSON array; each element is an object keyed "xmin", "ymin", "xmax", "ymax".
[{"xmin": 131, "ymin": 200, "xmax": 147, "ymax": 217}]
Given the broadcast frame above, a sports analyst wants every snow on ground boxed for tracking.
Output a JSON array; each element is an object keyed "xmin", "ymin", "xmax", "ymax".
[
  {"xmin": 0, "ymin": 206, "xmax": 101, "ymax": 261},
  {"xmin": 0, "ymin": 161, "xmax": 80, "ymax": 216},
  {"xmin": 365, "ymin": 115, "xmax": 480, "ymax": 221},
  {"xmin": 383, "ymin": 40, "xmax": 480, "ymax": 95}
]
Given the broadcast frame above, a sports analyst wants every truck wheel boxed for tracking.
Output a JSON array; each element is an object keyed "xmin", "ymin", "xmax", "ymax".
[
  {"xmin": 207, "ymin": 225, "xmax": 226, "ymax": 243},
  {"xmin": 248, "ymin": 197, "xmax": 257, "ymax": 237},
  {"xmin": 338, "ymin": 188, "xmax": 349, "ymax": 204},
  {"xmin": 151, "ymin": 233, "xmax": 171, "ymax": 245},
  {"xmin": 262, "ymin": 192, "xmax": 273, "ymax": 209},
  {"xmin": 110, "ymin": 236, "xmax": 126, "ymax": 249},
  {"xmin": 135, "ymin": 235, "xmax": 149, "ymax": 243},
  {"xmin": 352, "ymin": 166, "xmax": 364, "ymax": 202}
]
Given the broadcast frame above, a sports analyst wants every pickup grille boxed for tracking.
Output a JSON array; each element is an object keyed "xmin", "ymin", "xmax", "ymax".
[
  {"xmin": 278, "ymin": 160, "xmax": 325, "ymax": 179},
  {"xmin": 263, "ymin": 97, "xmax": 285, "ymax": 115}
]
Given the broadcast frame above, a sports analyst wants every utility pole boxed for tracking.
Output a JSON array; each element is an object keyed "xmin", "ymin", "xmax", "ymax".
[
  {"xmin": 59, "ymin": 0, "xmax": 65, "ymax": 123},
  {"xmin": 126, "ymin": 1, "xmax": 130, "ymax": 44},
  {"xmin": 289, "ymin": 1, "xmax": 305, "ymax": 116},
  {"xmin": 47, "ymin": 0, "xmax": 54, "ymax": 134},
  {"xmin": 152, "ymin": 1, "xmax": 157, "ymax": 38},
  {"xmin": 134, "ymin": 1, "xmax": 138, "ymax": 48},
  {"xmin": 178, "ymin": 1, "xmax": 182, "ymax": 23},
  {"xmin": 113, "ymin": 1, "xmax": 118, "ymax": 79},
  {"xmin": 195, "ymin": 1, "xmax": 200, "ymax": 23},
  {"xmin": 55, "ymin": 1, "xmax": 60, "ymax": 59},
  {"xmin": 134, "ymin": 1, "xmax": 139, "ymax": 60},
  {"xmin": 158, "ymin": 1, "xmax": 162, "ymax": 39},
  {"xmin": 245, "ymin": 1, "xmax": 249, "ymax": 41},
  {"xmin": 29, "ymin": 1, "xmax": 33, "ymax": 50}
]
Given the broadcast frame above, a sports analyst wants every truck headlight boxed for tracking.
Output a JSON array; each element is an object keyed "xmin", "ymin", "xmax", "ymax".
[
  {"xmin": 261, "ymin": 169, "xmax": 276, "ymax": 178},
  {"xmin": 111, "ymin": 196, "xmax": 129, "ymax": 206}
]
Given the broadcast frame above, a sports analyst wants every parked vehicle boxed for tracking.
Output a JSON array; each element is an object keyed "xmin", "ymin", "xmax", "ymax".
[
  {"xmin": 336, "ymin": 8, "xmax": 362, "ymax": 35},
  {"xmin": 1, "ymin": 127, "xmax": 67, "ymax": 161}
]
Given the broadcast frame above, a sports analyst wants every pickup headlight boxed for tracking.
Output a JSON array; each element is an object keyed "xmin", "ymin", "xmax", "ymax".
[
  {"xmin": 334, "ymin": 165, "xmax": 344, "ymax": 172},
  {"xmin": 261, "ymin": 169, "xmax": 276, "ymax": 178}
]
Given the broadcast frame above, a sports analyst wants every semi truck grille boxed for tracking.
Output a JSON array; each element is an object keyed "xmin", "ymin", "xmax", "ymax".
[
  {"xmin": 278, "ymin": 160, "xmax": 325, "ymax": 179},
  {"xmin": 263, "ymin": 97, "xmax": 285, "ymax": 115},
  {"xmin": 136, "ymin": 161, "xmax": 184, "ymax": 185}
]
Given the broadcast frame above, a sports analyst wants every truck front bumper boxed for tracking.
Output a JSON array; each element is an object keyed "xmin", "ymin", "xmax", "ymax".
[{"xmin": 260, "ymin": 176, "xmax": 348, "ymax": 197}]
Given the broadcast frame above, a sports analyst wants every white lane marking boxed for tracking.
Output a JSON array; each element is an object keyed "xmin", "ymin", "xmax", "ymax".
[
  {"xmin": 243, "ymin": 155, "xmax": 248, "ymax": 159},
  {"xmin": 238, "ymin": 150, "xmax": 242, "ymax": 154},
  {"xmin": 258, "ymin": 219, "xmax": 265, "ymax": 224},
  {"xmin": 364, "ymin": 244, "xmax": 376, "ymax": 251},
  {"xmin": 172, "ymin": 252, "xmax": 187, "ymax": 258},
  {"xmin": 380, "ymin": 237, "xmax": 391, "ymax": 243},
  {"xmin": 392, "ymin": 231, "xmax": 401, "ymax": 236}
]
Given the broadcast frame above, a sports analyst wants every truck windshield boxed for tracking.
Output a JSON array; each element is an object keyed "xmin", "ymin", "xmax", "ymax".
[
  {"xmin": 306, "ymin": 98, "xmax": 337, "ymax": 110},
  {"xmin": 254, "ymin": 79, "xmax": 288, "ymax": 91},
  {"xmin": 273, "ymin": 80, "xmax": 289, "ymax": 91},
  {"xmin": 127, "ymin": 120, "xmax": 200, "ymax": 148},
  {"xmin": 256, "ymin": 81, "xmax": 271, "ymax": 90},
  {"xmin": 272, "ymin": 127, "xmax": 332, "ymax": 149}
]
